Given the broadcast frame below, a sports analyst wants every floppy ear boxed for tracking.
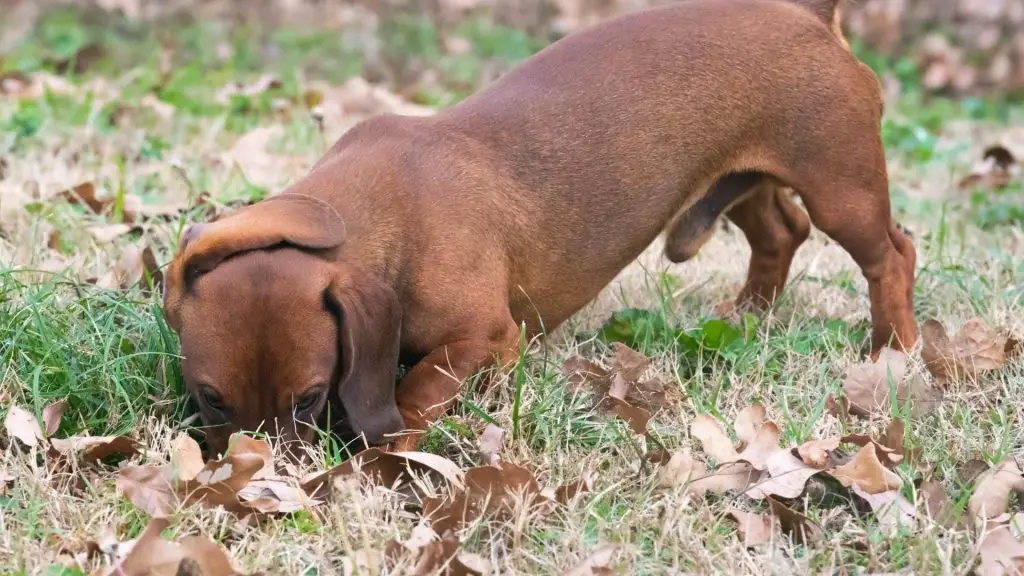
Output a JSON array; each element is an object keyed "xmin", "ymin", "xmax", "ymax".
[
  {"xmin": 163, "ymin": 194, "xmax": 345, "ymax": 331},
  {"xmin": 327, "ymin": 270, "xmax": 406, "ymax": 446}
]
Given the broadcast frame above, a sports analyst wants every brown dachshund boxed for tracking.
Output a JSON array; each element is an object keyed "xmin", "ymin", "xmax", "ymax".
[{"xmin": 163, "ymin": 0, "xmax": 918, "ymax": 456}]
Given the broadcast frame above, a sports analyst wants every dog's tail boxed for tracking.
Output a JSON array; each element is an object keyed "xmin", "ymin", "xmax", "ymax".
[{"xmin": 783, "ymin": 0, "xmax": 849, "ymax": 50}]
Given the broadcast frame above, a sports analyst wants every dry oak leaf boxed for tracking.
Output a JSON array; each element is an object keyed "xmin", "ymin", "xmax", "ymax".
[
  {"xmin": 423, "ymin": 462, "xmax": 541, "ymax": 535},
  {"xmin": 477, "ymin": 424, "xmax": 504, "ymax": 466},
  {"xmin": 970, "ymin": 460, "xmax": 1024, "ymax": 523},
  {"xmin": 829, "ymin": 443, "xmax": 903, "ymax": 495},
  {"xmin": 50, "ymin": 436, "xmax": 139, "ymax": 463},
  {"xmin": 687, "ymin": 412, "xmax": 765, "ymax": 495},
  {"xmin": 91, "ymin": 244, "xmax": 162, "ymax": 292},
  {"xmin": 610, "ymin": 398, "xmax": 651, "ymax": 435},
  {"xmin": 726, "ymin": 508, "xmax": 775, "ymax": 547},
  {"xmin": 565, "ymin": 545, "xmax": 619, "ymax": 576},
  {"xmin": 222, "ymin": 126, "xmax": 308, "ymax": 190},
  {"xmin": 842, "ymin": 347, "xmax": 942, "ymax": 418},
  {"xmin": 687, "ymin": 463, "xmax": 761, "ymax": 497},
  {"xmin": 922, "ymin": 318, "xmax": 1013, "ymax": 386},
  {"xmin": 735, "ymin": 419, "xmax": 781, "ymax": 471},
  {"xmin": 850, "ymin": 483, "xmax": 919, "ymax": 533},
  {"xmin": 958, "ymin": 145, "xmax": 1018, "ymax": 191},
  {"xmin": 607, "ymin": 342, "xmax": 649, "ymax": 400},
  {"xmin": 4, "ymin": 405, "xmax": 45, "ymax": 447},
  {"xmin": 42, "ymin": 400, "xmax": 68, "ymax": 437},
  {"xmin": 657, "ymin": 448, "xmax": 707, "ymax": 489},
  {"xmin": 979, "ymin": 524, "xmax": 1024, "ymax": 576},
  {"xmin": 300, "ymin": 448, "xmax": 465, "ymax": 499},
  {"xmin": 917, "ymin": 479, "xmax": 963, "ymax": 529},
  {"xmin": 766, "ymin": 495, "xmax": 822, "ymax": 545},
  {"xmin": 561, "ymin": 349, "xmax": 668, "ymax": 417},
  {"xmin": 690, "ymin": 414, "xmax": 740, "ymax": 463},
  {"xmin": 795, "ymin": 436, "xmax": 842, "ymax": 469},
  {"xmin": 112, "ymin": 517, "xmax": 246, "ymax": 576},
  {"xmin": 117, "ymin": 433, "xmax": 268, "ymax": 518},
  {"xmin": 744, "ymin": 449, "xmax": 821, "ymax": 500},
  {"xmin": 841, "ymin": 433, "xmax": 903, "ymax": 469},
  {"xmin": 734, "ymin": 404, "xmax": 768, "ymax": 447}
]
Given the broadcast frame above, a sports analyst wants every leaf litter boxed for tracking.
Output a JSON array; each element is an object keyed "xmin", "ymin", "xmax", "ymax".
[{"xmin": 4, "ymin": 400, "xmax": 138, "ymax": 463}]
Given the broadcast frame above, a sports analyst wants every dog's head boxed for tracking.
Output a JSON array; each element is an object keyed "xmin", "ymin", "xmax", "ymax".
[{"xmin": 162, "ymin": 194, "xmax": 405, "ymax": 457}]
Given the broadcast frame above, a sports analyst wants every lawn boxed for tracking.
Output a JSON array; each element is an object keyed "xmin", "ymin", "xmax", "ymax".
[{"xmin": 1, "ymin": 5, "xmax": 1023, "ymax": 575}]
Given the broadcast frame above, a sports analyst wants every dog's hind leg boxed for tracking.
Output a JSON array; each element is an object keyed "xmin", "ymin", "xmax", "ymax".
[
  {"xmin": 726, "ymin": 182, "xmax": 811, "ymax": 310},
  {"xmin": 663, "ymin": 171, "xmax": 764, "ymax": 264},
  {"xmin": 784, "ymin": 140, "xmax": 917, "ymax": 356}
]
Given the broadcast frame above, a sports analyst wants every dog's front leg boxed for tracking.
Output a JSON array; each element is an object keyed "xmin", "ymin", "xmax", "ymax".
[{"xmin": 389, "ymin": 327, "xmax": 520, "ymax": 451}]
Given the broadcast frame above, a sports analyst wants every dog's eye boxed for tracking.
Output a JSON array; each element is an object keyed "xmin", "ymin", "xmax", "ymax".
[
  {"xmin": 199, "ymin": 386, "xmax": 226, "ymax": 413},
  {"xmin": 294, "ymin": 391, "xmax": 321, "ymax": 414}
]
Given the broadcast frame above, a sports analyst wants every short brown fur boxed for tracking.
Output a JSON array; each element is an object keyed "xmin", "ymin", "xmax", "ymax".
[{"xmin": 163, "ymin": 0, "xmax": 918, "ymax": 455}]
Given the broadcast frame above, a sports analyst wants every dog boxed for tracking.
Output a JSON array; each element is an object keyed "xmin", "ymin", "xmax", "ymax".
[{"xmin": 163, "ymin": 0, "xmax": 918, "ymax": 456}]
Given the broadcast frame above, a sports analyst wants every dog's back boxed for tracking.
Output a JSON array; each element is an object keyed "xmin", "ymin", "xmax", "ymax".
[{"xmin": 424, "ymin": 0, "xmax": 880, "ymax": 325}]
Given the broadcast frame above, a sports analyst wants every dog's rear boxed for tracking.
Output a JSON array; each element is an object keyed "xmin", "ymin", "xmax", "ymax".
[{"xmin": 662, "ymin": 0, "xmax": 857, "ymax": 269}]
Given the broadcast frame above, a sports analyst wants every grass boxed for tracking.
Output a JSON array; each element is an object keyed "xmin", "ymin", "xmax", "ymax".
[{"xmin": 2, "ymin": 4, "xmax": 1024, "ymax": 575}]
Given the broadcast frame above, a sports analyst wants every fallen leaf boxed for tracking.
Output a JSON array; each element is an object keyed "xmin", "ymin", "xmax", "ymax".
[
  {"xmin": 850, "ymin": 483, "xmax": 919, "ymax": 533},
  {"xmin": 735, "ymin": 420, "xmax": 781, "ymax": 470},
  {"xmin": 657, "ymin": 449, "xmax": 705, "ymax": 489},
  {"xmin": 311, "ymin": 77, "xmax": 434, "ymax": 138},
  {"xmin": 687, "ymin": 462, "xmax": 760, "ymax": 496},
  {"xmin": 0, "ymin": 71, "xmax": 74, "ymax": 99},
  {"xmin": 726, "ymin": 508, "xmax": 775, "ymax": 547},
  {"xmin": 408, "ymin": 538, "xmax": 486, "ymax": 576},
  {"xmin": 224, "ymin": 433, "xmax": 273, "ymax": 478},
  {"xmin": 690, "ymin": 415, "xmax": 740, "ymax": 462},
  {"xmin": 829, "ymin": 444, "xmax": 903, "ymax": 494},
  {"xmin": 42, "ymin": 400, "xmax": 68, "ymax": 437},
  {"xmin": 979, "ymin": 524, "xmax": 1024, "ymax": 576},
  {"xmin": 566, "ymin": 545, "xmax": 619, "ymax": 576},
  {"xmin": 50, "ymin": 435, "xmax": 138, "ymax": 463},
  {"xmin": 222, "ymin": 126, "xmax": 308, "ymax": 190},
  {"xmin": 610, "ymin": 397, "xmax": 651, "ymax": 435},
  {"xmin": 961, "ymin": 459, "xmax": 994, "ymax": 486},
  {"xmin": 477, "ymin": 424, "xmax": 504, "ymax": 466},
  {"xmin": 117, "ymin": 433, "xmax": 267, "ymax": 518},
  {"xmin": 971, "ymin": 460, "xmax": 1024, "ymax": 523},
  {"xmin": 216, "ymin": 73, "xmax": 282, "ymax": 104},
  {"xmin": 734, "ymin": 404, "xmax": 767, "ymax": 447},
  {"xmin": 116, "ymin": 517, "xmax": 242, "ymax": 576},
  {"xmin": 917, "ymin": 479, "xmax": 962, "ymax": 529},
  {"xmin": 170, "ymin": 433, "xmax": 206, "ymax": 481},
  {"xmin": 922, "ymin": 318, "xmax": 1010, "ymax": 386},
  {"xmin": 744, "ymin": 449, "xmax": 821, "ymax": 499},
  {"xmin": 842, "ymin": 347, "xmax": 942, "ymax": 418},
  {"xmin": 58, "ymin": 182, "xmax": 106, "ymax": 214},
  {"xmin": 116, "ymin": 465, "xmax": 176, "ymax": 518},
  {"xmin": 766, "ymin": 496, "xmax": 822, "ymax": 544},
  {"xmin": 795, "ymin": 436, "xmax": 841, "ymax": 469},
  {"xmin": 958, "ymin": 145, "xmax": 1018, "ymax": 191},
  {"xmin": 4, "ymin": 405, "xmax": 44, "ymax": 447},
  {"xmin": 88, "ymin": 224, "xmax": 134, "ymax": 244},
  {"xmin": 608, "ymin": 342, "xmax": 648, "ymax": 400},
  {"xmin": 562, "ymin": 354, "xmax": 668, "ymax": 416},
  {"xmin": 423, "ymin": 463, "xmax": 541, "ymax": 535},
  {"xmin": 840, "ymin": 434, "xmax": 903, "ymax": 469},
  {"xmin": 301, "ymin": 448, "xmax": 465, "ymax": 499},
  {"xmin": 91, "ymin": 245, "xmax": 162, "ymax": 292},
  {"xmin": 237, "ymin": 477, "xmax": 319, "ymax": 514}
]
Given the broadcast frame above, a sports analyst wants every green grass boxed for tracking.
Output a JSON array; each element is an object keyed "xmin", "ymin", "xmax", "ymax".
[{"xmin": 2, "ymin": 5, "xmax": 1024, "ymax": 575}]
